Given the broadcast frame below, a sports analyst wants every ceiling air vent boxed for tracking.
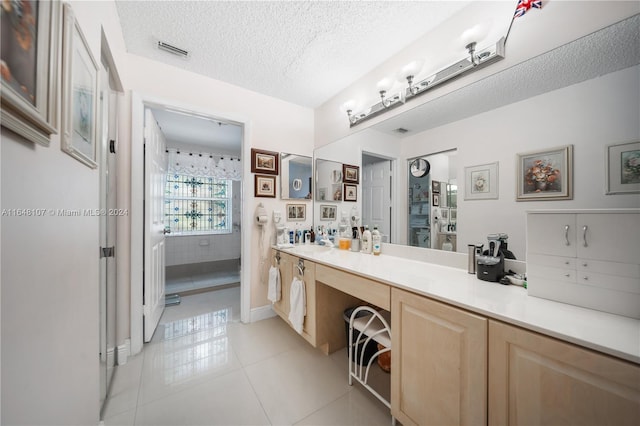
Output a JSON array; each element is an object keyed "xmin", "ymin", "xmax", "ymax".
[
  {"xmin": 157, "ymin": 41, "xmax": 190, "ymax": 58},
  {"xmin": 394, "ymin": 128, "xmax": 409, "ymax": 134}
]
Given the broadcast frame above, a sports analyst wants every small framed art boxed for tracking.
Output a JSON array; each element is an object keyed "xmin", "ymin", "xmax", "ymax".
[
  {"xmin": 606, "ymin": 141, "xmax": 640, "ymax": 194},
  {"xmin": 432, "ymin": 181, "xmax": 440, "ymax": 193},
  {"xmin": 287, "ymin": 204, "xmax": 306, "ymax": 221},
  {"xmin": 342, "ymin": 164, "xmax": 360, "ymax": 183},
  {"xmin": 517, "ymin": 145, "xmax": 573, "ymax": 201},
  {"xmin": 343, "ymin": 183, "xmax": 357, "ymax": 202},
  {"xmin": 432, "ymin": 193, "xmax": 440, "ymax": 207},
  {"xmin": 320, "ymin": 204, "xmax": 337, "ymax": 221},
  {"xmin": 254, "ymin": 174, "xmax": 276, "ymax": 198},
  {"xmin": 251, "ymin": 148, "xmax": 279, "ymax": 175},
  {"xmin": 464, "ymin": 162, "xmax": 498, "ymax": 200}
]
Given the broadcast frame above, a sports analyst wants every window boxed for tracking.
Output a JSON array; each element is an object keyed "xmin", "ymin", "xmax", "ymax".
[{"xmin": 165, "ymin": 174, "xmax": 232, "ymax": 235}]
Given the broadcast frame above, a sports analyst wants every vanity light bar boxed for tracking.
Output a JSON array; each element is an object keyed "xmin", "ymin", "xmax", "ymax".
[{"xmin": 349, "ymin": 37, "xmax": 506, "ymax": 127}]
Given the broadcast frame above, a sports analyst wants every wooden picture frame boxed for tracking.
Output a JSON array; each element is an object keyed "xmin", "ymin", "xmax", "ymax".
[
  {"xmin": 343, "ymin": 183, "xmax": 357, "ymax": 202},
  {"xmin": 254, "ymin": 174, "xmax": 276, "ymax": 198},
  {"xmin": 1, "ymin": 0, "xmax": 59, "ymax": 146},
  {"xmin": 61, "ymin": 3, "xmax": 99, "ymax": 168},
  {"xmin": 432, "ymin": 180, "xmax": 441, "ymax": 193},
  {"xmin": 342, "ymin": 164, "xmax": 360, "ymax": 183},
  {"xmin": 286, "ymin": 203, "xmax": 306, "ymax": 221},
  {"xmin": 432, "ymin": 193, "xmax": 440, "ymax": 207},
  {"xmin": 464, "ymin": 162, "xmax": 499, "ymax": 200},
  {"xmin": 320, "ymin": 204, "xmax": 337, "ymax": 221},
  {"xmin": 517, "ymin": 145, "xmax": 573, "ymax": 201},
  {"xmin": 251, "ymin": 148, "xmax": 279, "ymax": 175},
  {"xmin": 606, "ymin": 141, "xmax": 640, "ymax": 194}
]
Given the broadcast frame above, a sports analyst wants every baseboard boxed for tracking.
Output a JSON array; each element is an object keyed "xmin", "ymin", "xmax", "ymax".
[
  {"xmin": 250, "ymin": 304, "xmax": 276, "ymax": 322},
  {"xmin": 116, "ymin": 339, "xmax": 131, "ymax": 366}
]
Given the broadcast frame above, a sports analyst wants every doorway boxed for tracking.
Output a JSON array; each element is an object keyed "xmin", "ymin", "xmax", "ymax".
[
  {"xmin": 361, "ymin": 152, "xmax": 393, "ymax": 243},
  {"xmin": 130, "ymin": 94, "xmax": 249, "ymax": 353}
]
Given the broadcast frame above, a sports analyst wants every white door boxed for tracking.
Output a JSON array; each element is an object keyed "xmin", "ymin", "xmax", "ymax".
[
  {"xmin": 143, "ymin": 108, "xmax": 167, "ymax": 342},
  {"xmin": 363, "ymin": 159, "xmax": 391, "ymax": 242}
]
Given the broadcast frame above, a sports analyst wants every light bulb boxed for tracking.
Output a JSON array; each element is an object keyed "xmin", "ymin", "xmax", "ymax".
[
  {"xmin": 461, "ymin": 22, "xmax": 491, "ymax": 48},
  {"xmin": 376, "ymin": 78, "xmax": 394, "ymax": 93},
  {"xmin": 340, "ymin": 99, "xmax": 357, "ymax": 114},
  {"xmin": 400, "ymin": 60, "xmax": 424, "ymax": 80}
]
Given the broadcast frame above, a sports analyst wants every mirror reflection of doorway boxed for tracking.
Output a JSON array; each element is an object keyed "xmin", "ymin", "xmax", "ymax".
[{"xmin": 362, "ymin": 153, "xmax": 392, "ymax": 243}]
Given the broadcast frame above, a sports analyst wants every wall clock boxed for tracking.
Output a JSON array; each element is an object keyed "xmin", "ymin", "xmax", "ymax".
[{"xmin": 410, "ymin": 158, "xmax": 430, "ymax": 177}]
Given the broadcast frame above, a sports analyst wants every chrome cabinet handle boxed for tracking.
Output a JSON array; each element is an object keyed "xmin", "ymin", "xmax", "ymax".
[
  {"xmin": 564, "ymin": 225, "xmax": 570, "ymax": 246},
  {"xmin": 582, "ymin": 225, "xmax": 588, "ymax": 247},
  {"xmin": 163, "ymin": 228, "xmax": 172, "ymax": 235}
]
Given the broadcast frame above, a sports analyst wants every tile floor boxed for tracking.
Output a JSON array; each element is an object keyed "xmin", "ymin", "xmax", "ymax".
[
  {"xmin": 102, "ymin": 286, "xmax": 393, "ymax": 425},
  {"xmin": 165, "ymin": 269, "xmax": 241, "ymax": 294}
]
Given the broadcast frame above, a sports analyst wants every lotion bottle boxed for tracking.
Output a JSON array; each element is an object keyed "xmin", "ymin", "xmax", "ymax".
[
  {"xmin": 372, "ymin": 225, "xmax": 381, "ymax": 255},
  {"xmin": 361, "ymin": 225, "xmax": 372, "ymax": 254}
]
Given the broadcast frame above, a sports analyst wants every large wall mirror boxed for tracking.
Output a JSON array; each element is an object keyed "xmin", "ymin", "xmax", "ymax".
[
  {"xmin": 280, "ymin": 153, "xmax": 312, "ymax": 199},
  {"xmin": 313, "ymin": 19, "xmax": 639, "ymax": 260}
]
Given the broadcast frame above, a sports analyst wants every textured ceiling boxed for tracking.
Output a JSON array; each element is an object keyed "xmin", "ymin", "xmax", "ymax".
[{"xmin": 115, "ymin": 0, "xmax": 471, "ymax": 108}]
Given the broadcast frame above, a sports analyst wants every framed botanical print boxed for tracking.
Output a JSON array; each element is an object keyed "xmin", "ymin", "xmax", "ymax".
[
  {"xmin": 464, "ymin": 162, "xmax": 499, "ymax": 200},
  {"xmin": 343, "ymin": 183, "xmax": 357, "ymax": 202},
  {"xmin": 432, "ymin": 193, "xmax": 440, "ymax": 207},
  {"xmin": 606, "ymin": 141, "xmax": 640, "ymax": 194},
  {"xmin": 320, "ymin": 204, "xmax": 337, "ymax": 221},
  {"xmin": 286, "ymin": 203, "xmax": 306, "ymax": 221},
  {"xmin": 251, "ymin": 148, "xmax": 279, "ymax": 175},
  {"xmin": 255, "ymin": 174, "xmax": 276, "ymax": 198},
  {"xmin": 517, "ymin": 145, "xmax": 573, "ymax": 201},
  {"xmin": 61, "ymin": 3, "xmax": 99, "ymax": 168},
  {"xmin": 1, "ymin": 0, "xmax": 59, "ymax": 146},
  {"xmin": 342, "ymin": 164, "xmax": 359, "ymax": 183}
]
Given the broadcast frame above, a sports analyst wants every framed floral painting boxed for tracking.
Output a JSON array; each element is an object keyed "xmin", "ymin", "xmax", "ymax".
[
  {"xmin": 606, "ymin": 141, "xmax": 640, "ymax": 194},
  {"xmin": 254, "ymin": 174, "xmax": 276, "ymax": 198},
  {"xmin": 517, "ymin": 145, "xmax": 573, "ymax": 201},
  {"xmin": 464, "ymin": 162, "xmax": 498, "ymax": 200},
  {"xmin": 1, "ymin": 0, "xmax": 59, "ymax": 146}
]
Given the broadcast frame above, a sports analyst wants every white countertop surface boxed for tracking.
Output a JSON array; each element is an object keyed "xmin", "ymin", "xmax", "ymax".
[{"xmin": 278, "ymin": 245, "xmax": 640, "ymax": 364}]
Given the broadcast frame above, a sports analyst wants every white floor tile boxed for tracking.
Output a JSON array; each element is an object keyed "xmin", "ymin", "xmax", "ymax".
[
  {"xmin": 134, "ymin": 370, "xmax": 269, "ymax": 426},
  {"xmin": 102, "ymin": 353, "xmax": 144, "ymax": 419},
  {"xmin": 295, "ymin": 388, "xmax": 392, "ymax": 426},
  {"xmin": 103, "ymin": 408, "xmax": 136, "ymax": 426},
  {"xmin": 244, "ymin": 345, "xmax": 352, "ymax": 425}
]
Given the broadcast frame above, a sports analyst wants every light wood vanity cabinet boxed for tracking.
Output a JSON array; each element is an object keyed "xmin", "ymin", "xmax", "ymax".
[
  {"xmin": 489, "ymin": 320, "xmax": 640, "ymax": 425},
  {"xmin": 391, "ymin": 287, "xmax": 487, "ymax": 426}
]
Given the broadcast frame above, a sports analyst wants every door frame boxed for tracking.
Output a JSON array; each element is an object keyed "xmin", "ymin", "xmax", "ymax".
[
  {"xmin": 361, "ymin": 149, "xmax": 398, "ymax": 244},
  {"xmin": 130, "ymin": 92, "xmax": 251, "ymax": 355}
]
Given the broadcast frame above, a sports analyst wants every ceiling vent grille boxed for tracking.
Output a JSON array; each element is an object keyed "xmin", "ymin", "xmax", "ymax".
[{"xmin": 157, "ymin": 41, "xmax": 190, "ymax": 58}]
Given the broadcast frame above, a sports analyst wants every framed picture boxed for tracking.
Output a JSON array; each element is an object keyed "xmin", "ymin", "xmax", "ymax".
[
  {"xmin": 342, "ymin": 164, "xmax": 360, "ymax": 183},
  {"xmin": 464, "ymin": 162, "xmax": 499, "ymax": 200},
  {"xmin": 332, "ymin": 184, "xmax": 342, "ymax": 201},
  {"xmin": 320, "ymin": 204, "xmax": 337, "ymax": 221},
  {"xmin": 432, "ymin": 193, "xmax": 440, "ymax": 206},
  {"xmin": 441, "ymin": 208, "xmax": 449, "ymax": 221},
  {"xmin": 343, "ymin": 183, "xmax": 357, "ymax": 202},
  {"xmin": 1, "ymin": 0, "xmax": 59, "ymax": 146},
  {"xmin": 606, "ymin": 141, "xmax": 640, "ymax": 194},
  {"xmin": 254, "ymin": 174, "xmax": 276, "ymax": 198},
  {"xmin": 432, "ymin": 181, "xmax": 441, "ymax": 193},
  {"xmin": 317, "ymin": 187, "xmax": 327, "ymax": 201},
  {"xmin": 286, "ymin": 204, "xmax": 306, "ymax": 221},
  {"xmin": 251, "ymin": 148, "xmax": 279, "ymax": 175},
  {"xmin": 61, "ymin": 4, "xmax": 99, "ymax": 168},
  {"xmin": 517, "ymin": 145, "xmax": 573, "ymax": 201}
]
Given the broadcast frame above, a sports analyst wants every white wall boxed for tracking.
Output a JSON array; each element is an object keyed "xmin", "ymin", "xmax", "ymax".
[
  {"xmin": 0, "ymin": 0, "xmax": 127, "ymax": 422},
  {"xmin": 400, "ymin": 65, "xmax": 640, "ymax": 259}
]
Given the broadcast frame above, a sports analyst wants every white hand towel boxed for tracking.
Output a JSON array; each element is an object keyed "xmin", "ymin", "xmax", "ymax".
[
  {"xmin": 288, "ymin": 277, "xmax": 306, "ymax": 334},
  {"xmin": 267, "ymin": 266, "xmax": 281, "ymax": 303}
]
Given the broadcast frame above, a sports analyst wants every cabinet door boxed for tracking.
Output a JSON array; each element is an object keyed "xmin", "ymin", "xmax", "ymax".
[
  {"xmin": 391, "ymin": 288, "xmax": 487, "ymax": 426},
  {"xmin": 577, "ymin": 213, "xmax": 640, "ymax": 263},
  {"xmin": 527, "ymin": 213, "xmax": 576, "ymax": 257},
  {"xmin": 489, "ymin": 320, "xmax": 640, "ymax": 426}
]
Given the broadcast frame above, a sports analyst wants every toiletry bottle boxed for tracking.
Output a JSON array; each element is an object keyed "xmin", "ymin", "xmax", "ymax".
[
  {"xmin": 361, "ymin": 225, "xmax": 372, "ymax": 254},
  {"xmin": 310, "ymin": 227, "xmax": 315, "ymax": 243},
  {"xmin": 372, "ymin": 225, "xmax": 381, "ymax": 256}
]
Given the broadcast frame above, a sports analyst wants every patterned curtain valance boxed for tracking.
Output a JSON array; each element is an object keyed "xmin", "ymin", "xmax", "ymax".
[{"xmin": 167, "ymin": 149, "xmax": 242, "ymax": 180}]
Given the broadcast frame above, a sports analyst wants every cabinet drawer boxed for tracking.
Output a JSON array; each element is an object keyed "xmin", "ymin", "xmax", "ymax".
[
  {"xmin": 527, "ymin": 277, "xmax": 640, "ymax": 319},
  {"xmin": 528, "ymin": 264, "xmax": 575, "ymax": 284},
  {"xmin": 316, "ymin": 264, "xmax": 390, "ymax": 310},
  {"xmin": 577, "ymin": 271, "xmax": 640, "ymax": 294},
  {"xmin": 528, "ymin": 253, "xmax": 576, "ymax": 270},
  {"xmin": 577, "ymin": 258, "xmax": 640, "ymax": 279}
]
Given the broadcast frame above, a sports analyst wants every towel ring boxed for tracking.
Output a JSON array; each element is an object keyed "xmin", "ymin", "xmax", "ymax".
[
  {"xmin": 297, "ymin": 259, "xmax": 305, "ymax": 276},
  {"xmin": 274, "ymin": 252, "xmax": 281, "ymax": 265}
]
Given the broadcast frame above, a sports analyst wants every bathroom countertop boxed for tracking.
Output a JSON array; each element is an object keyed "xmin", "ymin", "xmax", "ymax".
[{"xmin": 278, "ymin": 244, "xmax": 640, "ymax": 364}]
